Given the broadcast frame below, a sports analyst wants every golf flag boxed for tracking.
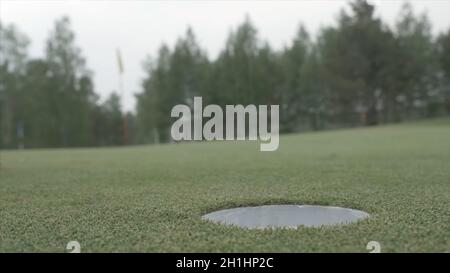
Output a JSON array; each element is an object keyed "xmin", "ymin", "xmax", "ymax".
[{"xmin": 116, "ymin": 48, "xmax": 124, "ymax": 74}]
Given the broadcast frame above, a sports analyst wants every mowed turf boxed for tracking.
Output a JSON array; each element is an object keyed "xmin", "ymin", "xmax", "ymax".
[{"xmin": 0, "ymin": 118, "xmax": 449, "ymax": 252}]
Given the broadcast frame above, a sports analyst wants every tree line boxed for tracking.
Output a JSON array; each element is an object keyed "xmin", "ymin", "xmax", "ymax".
[
  {"xmin": 0, "ymin": 17, "xmax": 127, "ymax": 148},
  {"xmin": 1, "ymin": 1, "xmax": 449, "ymax": 148}
]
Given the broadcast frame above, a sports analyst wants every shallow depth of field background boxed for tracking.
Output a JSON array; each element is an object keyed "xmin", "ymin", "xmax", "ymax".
[{"xmin": 0, "ymin": 0, "xmax": 449, "ymax": 252}]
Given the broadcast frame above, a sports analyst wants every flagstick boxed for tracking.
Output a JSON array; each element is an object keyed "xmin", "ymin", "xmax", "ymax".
[
  {"xmin": 117, "ymin": 49, "xmax": 128, "ymax": 145},
  {"xmin": 119, "ymin": 74, "xmax": 128, "ymax": 145}
]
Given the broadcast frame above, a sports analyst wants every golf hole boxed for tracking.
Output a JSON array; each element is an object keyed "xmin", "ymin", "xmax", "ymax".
[{"xmin": 202, "ymin": 205, "xmax": 369, "ymax": 229}]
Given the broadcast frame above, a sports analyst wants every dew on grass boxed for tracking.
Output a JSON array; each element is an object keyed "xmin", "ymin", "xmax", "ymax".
[{"xmin": 202, "ymin": 205, "xmax": 369, "ymax": 229}]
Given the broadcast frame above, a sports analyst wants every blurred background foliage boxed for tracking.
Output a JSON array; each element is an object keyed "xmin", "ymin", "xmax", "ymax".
[{"xmin": 1, "ymin": 0, "xmax": 449, "ymax": 148}]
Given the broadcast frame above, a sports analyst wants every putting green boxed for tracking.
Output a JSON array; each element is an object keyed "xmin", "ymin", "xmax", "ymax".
[{"xmin": 0, "ymin": 118, "xmax": 449, "ymax": 252}]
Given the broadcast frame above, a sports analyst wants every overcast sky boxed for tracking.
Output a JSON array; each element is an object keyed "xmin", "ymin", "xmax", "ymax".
[{"xmin": 1, "ymin": 0, "xmax": 450, "ymax": 112}]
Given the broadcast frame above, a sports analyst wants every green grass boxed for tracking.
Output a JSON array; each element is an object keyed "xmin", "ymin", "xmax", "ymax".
[{"xmin": 1, "ymin": 118, "xmax": 449, "ymax": 252}]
